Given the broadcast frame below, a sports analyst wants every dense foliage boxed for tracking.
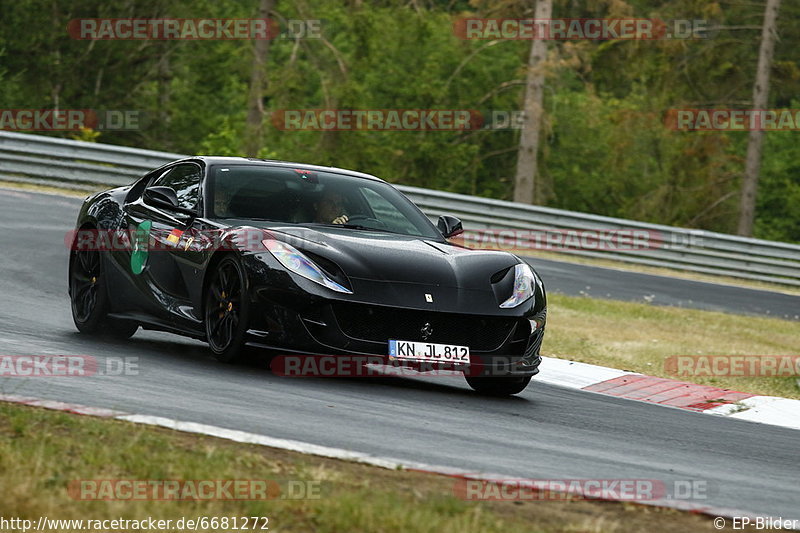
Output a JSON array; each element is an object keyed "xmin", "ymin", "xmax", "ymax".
[{"xmin": 1, "ymin": 0, "xmax": 797, "ymax": 242}]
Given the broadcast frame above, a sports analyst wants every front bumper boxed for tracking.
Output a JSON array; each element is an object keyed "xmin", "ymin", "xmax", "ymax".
[{"xmin": 246, "ymin": 286, "xmax": 545, "ymax": 377}]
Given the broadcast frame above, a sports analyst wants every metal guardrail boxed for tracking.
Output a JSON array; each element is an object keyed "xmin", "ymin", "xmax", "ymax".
[{"xmin": 2, "ymin": 130, "xmax": 799, "ymax": 286}]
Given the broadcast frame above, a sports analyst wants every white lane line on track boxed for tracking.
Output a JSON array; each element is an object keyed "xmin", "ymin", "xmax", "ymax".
[
  {"xmin": 536, "ymin": 356, "xmax": 632, "ymax": 389},
  {"xmin": 704, "ymin": 396, "xmax": 800, "ymax": 430},
  {"xmin": 0, "ymin": 392, "xmax": 761, "ymax": 521}
]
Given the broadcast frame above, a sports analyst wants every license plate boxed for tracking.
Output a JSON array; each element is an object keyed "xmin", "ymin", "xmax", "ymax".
[{"xmin": 389, "ymin": 340, "xmax": 470, "ymax": 363}]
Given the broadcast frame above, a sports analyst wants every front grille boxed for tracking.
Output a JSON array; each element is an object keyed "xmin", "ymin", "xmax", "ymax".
[{"xmin": 331, "ymin": 302, "xmax": 520, "ymax": 351}]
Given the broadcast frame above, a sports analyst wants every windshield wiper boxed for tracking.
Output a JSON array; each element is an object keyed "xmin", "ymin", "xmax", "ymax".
[
  {"xmin": 307, "ymin": 222, "xmax": 403, "ymax": 234},
  {"xmin": 246, "ymin": 217, "xmax": 292, "ymax": 224}
]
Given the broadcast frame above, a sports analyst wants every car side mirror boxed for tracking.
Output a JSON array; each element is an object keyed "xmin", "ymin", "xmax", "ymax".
[
  {"xmin": 437, "ymin": 215, "xmax": 463, "ymax": 238},
  {"xmin": 143, "ymin": 186, "xmax": 197, "ymax": 216},
  {"xmin": 144, "ymin": 186, "xmax": 180, "ymax": 208}
]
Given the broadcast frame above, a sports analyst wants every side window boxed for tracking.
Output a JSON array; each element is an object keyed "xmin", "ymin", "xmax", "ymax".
[
  {"xmin": 360, "ymin": 187, "xmax": 418, "ymax": 234},
  {"xmin": 151, "ymin": 164, "xmax": 202, "ymax": 211}
]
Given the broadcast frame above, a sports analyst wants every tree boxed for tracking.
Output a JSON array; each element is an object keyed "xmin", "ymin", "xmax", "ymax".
[
  {"xmin": 244, "ymin": 0, "xmax": 275, "ymax": 157},
  {"xmin": 737, "ymin": 0, "xmax": 782, "ymax": 237},
  {"xmin": 513, "ymin": 0, "xmax": 551, "ymax": 204}
]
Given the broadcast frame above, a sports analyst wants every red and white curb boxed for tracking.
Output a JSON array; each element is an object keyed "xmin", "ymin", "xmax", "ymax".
[
  {"xmin": 0, "ymin": 392, "xmax": 758, "ymax": 520},
  {"xmin": 538, "ymin": 356, "xmax": 800, "ymax": 430}
]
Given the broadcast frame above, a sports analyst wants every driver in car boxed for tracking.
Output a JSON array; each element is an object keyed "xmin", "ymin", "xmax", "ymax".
[
  {"xmin": 314, "ymin": 189, "xmax": 349, "ymax": 224},
  {"xmin": 214, "ymin": 187, "xmax": 234, "ymax": 217}
]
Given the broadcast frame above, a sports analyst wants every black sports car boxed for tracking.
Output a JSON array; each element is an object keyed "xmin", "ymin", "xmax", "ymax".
[{"xmin": 68, "ymin": 157, "xmax": 546, "ymax": 395}]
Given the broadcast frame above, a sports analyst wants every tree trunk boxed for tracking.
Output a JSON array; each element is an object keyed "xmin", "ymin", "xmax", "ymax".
[
  {"xmin": 513, "ymin": 0, "xmax": 551, "ymax": 205},
  {"xmin": 737, "ymin": 0, "xmax": 781, "ymax": 237},
  {"xmin": 156, "ymin": 46, "xmax": 171, "ymax": 147},
  {"xmin": 244, "ymin": 0, "xmax": 275, "ymax": 157}
]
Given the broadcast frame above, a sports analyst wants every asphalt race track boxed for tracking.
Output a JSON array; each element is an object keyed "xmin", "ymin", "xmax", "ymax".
[
  {"xmin": 526, "ymin": 256, "xmax": 800, "ymax": 321},
  {"xmin": 1, "ymin": 188, "xmax": 798, "ymax": 519}
]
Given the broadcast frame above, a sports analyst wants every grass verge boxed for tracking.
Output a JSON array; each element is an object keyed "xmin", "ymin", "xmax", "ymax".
[
  {"xmin": 0, "ymin": 401, "xmax": 731, "ymax": 533},
  {"xmin": 545, "ymin": 293, "xmax": 800, "ymax": 399}
]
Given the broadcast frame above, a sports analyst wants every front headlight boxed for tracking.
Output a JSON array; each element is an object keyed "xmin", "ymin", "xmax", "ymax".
[
  {"xmin": 262, "ymin": 239, "xmax": 352, "ymax": 294},
  {"xmin": 500, "ymin": 263, "xmax": 537, "ymax": 308}
]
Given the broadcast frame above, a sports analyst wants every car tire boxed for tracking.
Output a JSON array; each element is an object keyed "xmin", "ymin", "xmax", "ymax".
[
  {"xmin": 464, "ymin": 375, "xmax": 532, "ymax": 396},
  {"xmin": 105, "ymin": 319, "xmax": 140, "ymax": 339},
  {"xmin": 205, "ymin": 255, "xmax": 250, "ymax": 363},
  {"xmin": 69, "ymin": 249, "xmax": 138, "ymax": 339}
]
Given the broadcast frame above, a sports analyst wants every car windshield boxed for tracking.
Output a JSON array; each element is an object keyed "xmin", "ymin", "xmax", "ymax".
[{"xmin": 207, "ymin": 164, "xmax": 442, "ymax": 240}]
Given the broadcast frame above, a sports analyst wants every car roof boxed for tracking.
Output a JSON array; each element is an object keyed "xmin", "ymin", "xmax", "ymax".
[{"xmin": 175, "ymin": 156, "xmax": 386, "ymax": 184}]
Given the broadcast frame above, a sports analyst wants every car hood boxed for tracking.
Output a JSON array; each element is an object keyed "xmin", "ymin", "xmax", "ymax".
[{"xmin": 263, "ymin": 225, "xmax": 518, "ymax": 291}]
